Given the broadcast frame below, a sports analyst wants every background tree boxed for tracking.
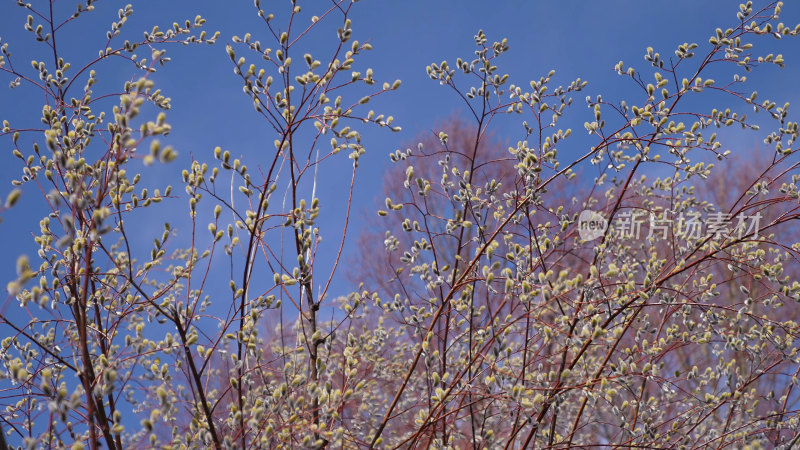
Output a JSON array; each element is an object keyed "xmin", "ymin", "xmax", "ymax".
[{"xmin": 351, "ymin": 3, "xmax": 800, "ymax": 448}]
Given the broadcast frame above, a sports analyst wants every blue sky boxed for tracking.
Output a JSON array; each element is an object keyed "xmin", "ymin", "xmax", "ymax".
[{"xmin": 1, "ymin": 0, "xmax": 799, "ymax": 320}]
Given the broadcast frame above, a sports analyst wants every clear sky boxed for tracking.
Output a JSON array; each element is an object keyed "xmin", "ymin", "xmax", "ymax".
[{"xmin": 1, "ymin": 0, "xmax": 799, "ymax": 310}]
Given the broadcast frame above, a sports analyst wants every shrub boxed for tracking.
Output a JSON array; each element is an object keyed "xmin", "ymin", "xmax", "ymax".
[{"xmin": 1, "ymin": 1, "xmax": 799, "ymax": 448}]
